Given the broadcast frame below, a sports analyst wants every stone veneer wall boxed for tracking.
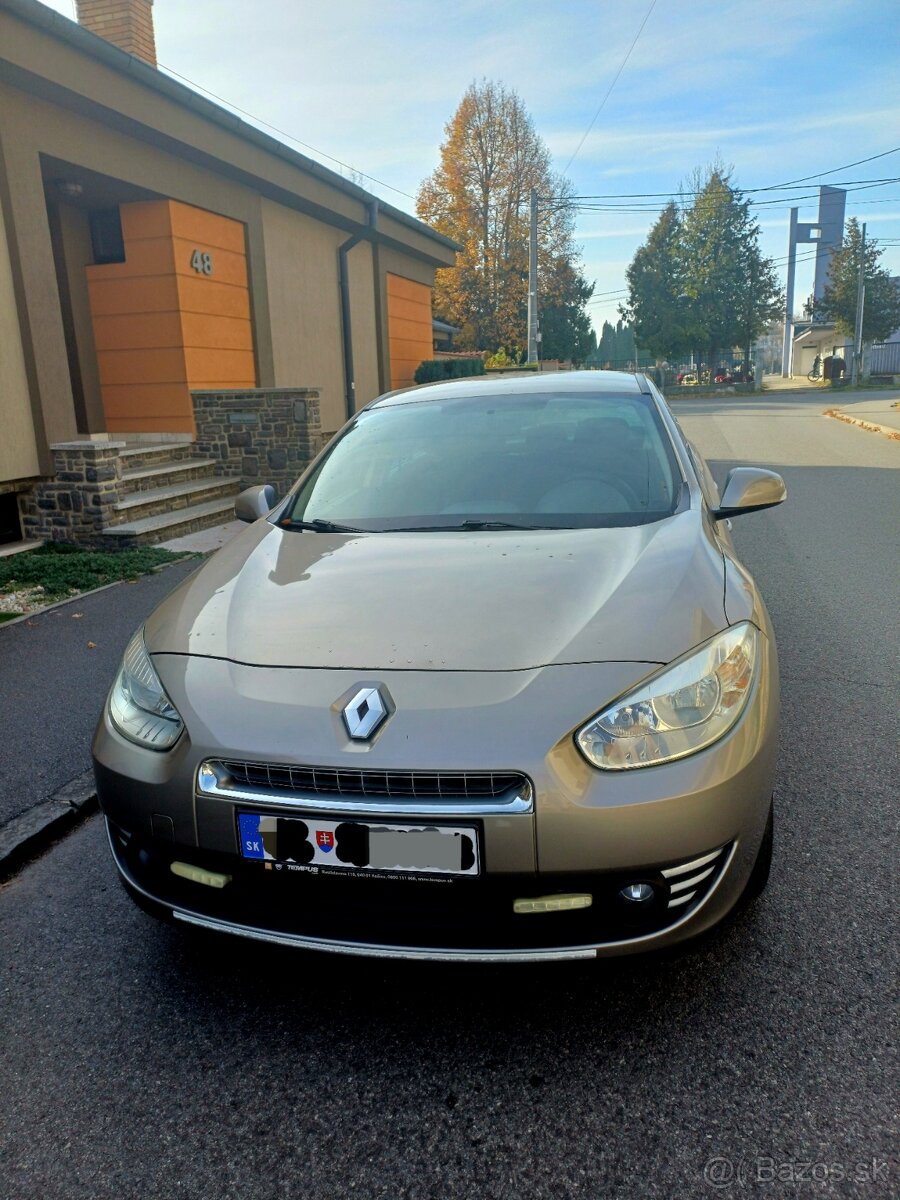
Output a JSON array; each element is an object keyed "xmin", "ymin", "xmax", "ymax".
[
  {"xmin": 19, "ymin": 442, "xmax": 124, "ymax": 543},
  {"xmin": 192, "ymin": 387, "xmax": 324, "ymax": 500}
]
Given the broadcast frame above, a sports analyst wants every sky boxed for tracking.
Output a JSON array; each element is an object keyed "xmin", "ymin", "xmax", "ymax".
[{"xmin": 39, "ymin": 0, "xmax": 900, "ymax": 336}]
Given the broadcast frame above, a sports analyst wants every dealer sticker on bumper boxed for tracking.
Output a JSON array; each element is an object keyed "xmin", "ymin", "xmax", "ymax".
[{"xmin": 238, "ymin": 812, "xmax": 479, "ymax": 877}]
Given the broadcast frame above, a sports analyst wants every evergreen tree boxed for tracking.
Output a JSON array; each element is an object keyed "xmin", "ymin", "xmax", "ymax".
[
  {"xmin": 621, "ymin": 202, "xmax": 690, "ymax": 361},
  {"xmin": 679, "ymin": 168, "xmax": 754, "ymax": 370},
  {"xmin": 540, "ymin": 260, "xmax": 596, "ymax": 362},
  {"xmin": 815, "ymin": 218, "xmax": 900, "ymax": 343},
  {"xmin": 622, "ymin": 165, "xmax": 782, "ymax": 368}
]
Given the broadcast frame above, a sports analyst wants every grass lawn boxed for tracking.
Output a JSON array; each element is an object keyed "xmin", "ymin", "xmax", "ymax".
[{"xmin": 0, "ymin": 542, "xmax": 192, "ymax": 615}]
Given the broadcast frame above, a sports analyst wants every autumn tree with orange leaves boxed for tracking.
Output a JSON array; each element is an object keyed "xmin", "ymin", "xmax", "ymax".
[{"xmin": 417, "ymin": 80, "xmax": 594, "ymax": 360}]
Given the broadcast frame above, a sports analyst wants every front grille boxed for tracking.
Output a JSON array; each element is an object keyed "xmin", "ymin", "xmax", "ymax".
[{"xmin": 217, "ymin": 760, "xmax": 529, "ymax": 801}]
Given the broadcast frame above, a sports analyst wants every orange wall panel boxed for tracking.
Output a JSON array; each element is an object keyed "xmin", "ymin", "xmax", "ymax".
[
  {"xmin": 389, "ymin": 315, "xmax": 433, "ymax": 343},
  {"xmin": 86, "ymin": 275, "xmax": 181, "ymax": 316},
  {"xmin": 91, "ymin": 311, "xmax": 184, "ymax": 351},
  {"xmin": 86, "ymin": 199, "xmax": 257, "ymax": 433},
  {"xmin": 96, "ymin": 347, "xmax": 187, "ymax": 387},
  {"xmin": 387, "ymin": 274, "xmax": 429, "ymax": 302},
  {"xmin": 171, "ymin": 237, "xmax": 249, "ymax": 287},
  {"xmin": 102, "ymin": 383, "xmax": 195, "ymax": 434},
  {"xmin": 119, "ymin": 200, "xmax": 175, "ymax": 242},
  {"xmin": 85, "ymin": 236, "xmax": 176, "ymax": 280},
  {"xmin": 387, "ymin": 273, "xmax": 432, "ymax": 389},
  {"xmin": 181, "ymin": 312, "xmax": 254, "ymax": 352},
  {"xmin": 101, "ymin": 382, "xmax": 194, "ymax": 419},
  {"xmin": 176, "ymin": 274, "xmax": 253, "ymax": 320},
  {"xmin": 183, "ymin": 347, "xmax": 257, "ymax": 386},
  {"xmin": 168, "ymin": 202, "xmax": 248, "ymax": 254}
]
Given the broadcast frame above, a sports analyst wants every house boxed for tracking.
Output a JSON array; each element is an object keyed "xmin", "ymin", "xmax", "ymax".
[
  {"xmin": 432, "ymin": 319, "xmax": 461, "ymax": 353},
  {"xmin": 0, "ymin": 0, "xmax": 458, "ymax": 546}
]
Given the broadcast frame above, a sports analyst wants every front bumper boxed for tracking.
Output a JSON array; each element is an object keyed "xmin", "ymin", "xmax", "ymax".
[
  {"xmin": 93, "ymin": 643, "xmax": 778, "ymax": 961},
  {"xmin": 106, "ymin": 818, "xmax": 741, "ymax": 961}
]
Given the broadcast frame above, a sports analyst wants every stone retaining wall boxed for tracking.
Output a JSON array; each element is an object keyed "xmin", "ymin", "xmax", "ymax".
[
  {"xmin": 19, "ymin": 442, "xmax": 125, "ymax": 543},
  {"xmin": 192, "ymin": 387, "xmax": 324, "ymax": 500}
]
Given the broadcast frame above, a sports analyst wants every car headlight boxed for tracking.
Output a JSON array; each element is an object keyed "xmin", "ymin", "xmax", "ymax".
[
  {"xmin": 108, "ymin": 629, "xmax": 183, "ymax": 750},
  {"xmin": 576, "ymin": 622, "xmax": 759, "ymax": 770}
]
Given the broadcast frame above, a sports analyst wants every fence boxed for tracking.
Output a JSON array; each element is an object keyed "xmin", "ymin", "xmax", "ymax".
[
  {"xmin": 870, "ymin": 342, "xmax": 900, "ymax": 375},
  {"xmin": 588, "ymin": 351, "xmax": 754, "ymax": 389}
]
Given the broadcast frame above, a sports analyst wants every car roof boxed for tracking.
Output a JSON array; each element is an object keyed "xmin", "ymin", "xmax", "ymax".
[{"xmin": 369, "ymin": 370, "xmax": 647, "ymax": 409}]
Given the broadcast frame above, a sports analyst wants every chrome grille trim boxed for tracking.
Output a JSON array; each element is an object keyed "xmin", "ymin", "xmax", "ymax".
[
  {"xmin": 661, "ymin": 844, "xmax": 731, "ymax": 912},
  {"xmin": 668, "ymin": 865, "xmax": 717, "ymax": 894},
  {"xmin": 661, "ymin": 848, "xmax": 722, "ymax": 878},
  {"xmin": 197, "ymin": 760, "xmax": 534, "ymax": 815}
]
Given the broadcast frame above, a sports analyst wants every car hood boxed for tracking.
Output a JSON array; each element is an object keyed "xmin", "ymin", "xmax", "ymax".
[{"xmin": 145, "ymin": 513, "xmax": 727, "ymax": 671}]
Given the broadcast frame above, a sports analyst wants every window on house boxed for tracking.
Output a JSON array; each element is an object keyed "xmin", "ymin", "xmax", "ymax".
[{"xmin": 89, "ymin": 208, "xmax": 126, "ymax": 264}]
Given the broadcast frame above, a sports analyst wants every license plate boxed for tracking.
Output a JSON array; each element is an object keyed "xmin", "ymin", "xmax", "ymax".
[{"xmin": 237, "ymin": 812, "xmax": 479, "ymax": 877}]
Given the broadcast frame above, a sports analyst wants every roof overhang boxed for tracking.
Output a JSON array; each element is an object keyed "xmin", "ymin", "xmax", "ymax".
[{"xmin": 0, "ymin": 0, "xmax": 460, "ymax": 265}]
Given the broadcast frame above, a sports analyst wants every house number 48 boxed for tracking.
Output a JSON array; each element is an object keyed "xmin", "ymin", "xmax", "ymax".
[{"xmin": 190, "ymin": 250, "xmax": 213, "ymax": 275}]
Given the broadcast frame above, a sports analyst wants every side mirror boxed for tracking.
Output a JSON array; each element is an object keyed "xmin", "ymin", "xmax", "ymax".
[
  {"xmin": 713, "ymin": 467, "xmax": 786, "ymax": 519},
  {"xmin": 234, "ymin": 484, "xmax": 277, "ymax": 523}
]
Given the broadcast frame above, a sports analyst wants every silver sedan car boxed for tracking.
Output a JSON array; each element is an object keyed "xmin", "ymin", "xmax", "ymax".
[{"xmin": 93, "ymin": 372, "xmax": 786, "ymax": 961}]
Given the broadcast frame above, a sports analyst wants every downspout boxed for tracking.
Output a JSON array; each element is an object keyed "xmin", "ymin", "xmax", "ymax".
[{"xmin": 338, "ymin": 201, "xmax": 378, "ymax": 422}]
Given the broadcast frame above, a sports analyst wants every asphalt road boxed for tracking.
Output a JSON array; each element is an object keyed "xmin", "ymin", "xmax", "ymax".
[
  {"xmin": 0, "ymin": 559, "xmax": 200, "ymax": 827},
  {"xmin": 1, "ymin": 394, "xmax": 897, "ymax": 1199}
]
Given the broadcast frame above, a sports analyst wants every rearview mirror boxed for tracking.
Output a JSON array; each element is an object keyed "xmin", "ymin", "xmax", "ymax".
[
  {"xmin": 713, "ymin": 468, "xmax": 786, "ymax": 519},
  {"xmin": 235, "ymin": 484, "xmax": 277, "ymax": 523}
]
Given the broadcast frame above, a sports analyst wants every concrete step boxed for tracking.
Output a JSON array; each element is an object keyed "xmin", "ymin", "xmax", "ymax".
[
  {"xmin": 100, "ymin": 497, "xmax": 239, "ymax": 547},
  {"xmin": 119, "ymin": 458, "xmax": 220, "ymax": 494},
  {"xmin": 117, "ymin": 443, "xmax": 196, "ymax": 470},
  {"xmin": 109, "ymin": 477, "xmax": 239, "ymax": 524}
]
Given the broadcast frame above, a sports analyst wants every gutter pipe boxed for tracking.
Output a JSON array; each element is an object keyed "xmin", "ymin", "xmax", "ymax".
[{"xmin": 339, "ymin": 201, "xmax": 378, "ymax": 421}]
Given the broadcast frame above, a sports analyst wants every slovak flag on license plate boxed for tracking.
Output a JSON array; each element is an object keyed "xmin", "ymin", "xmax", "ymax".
[{"xmin": 316, "ymin": 830, "xmax": 335, "ymax": 852}]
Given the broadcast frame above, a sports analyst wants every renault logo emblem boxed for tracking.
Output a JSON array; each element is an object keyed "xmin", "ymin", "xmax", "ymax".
[{"xmin": 342, "ymin": 687, "xmax": 388, "ymax": 740}]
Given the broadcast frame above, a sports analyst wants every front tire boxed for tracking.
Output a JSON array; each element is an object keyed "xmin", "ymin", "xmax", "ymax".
[{"xmin": 743, "ymin": 801, "xmax": 773, "ymax": 903}]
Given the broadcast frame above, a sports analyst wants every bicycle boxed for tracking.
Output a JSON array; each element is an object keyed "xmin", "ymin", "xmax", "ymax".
[{"xmin": 807, "ymin": 357, "xmax": 822, "ymax": 382}]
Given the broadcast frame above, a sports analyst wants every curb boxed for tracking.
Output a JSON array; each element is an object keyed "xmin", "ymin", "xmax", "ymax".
[
  {"xmin": 824, "ymin": 409, "xmax": 900, "ymax": 441},
  {"xmin": 0, "ymin": 770, "xmax": 98, "ymax": 878},
  {"xmin": 0, "ymin": 553, "xmax": 199, "ymax": 630}
]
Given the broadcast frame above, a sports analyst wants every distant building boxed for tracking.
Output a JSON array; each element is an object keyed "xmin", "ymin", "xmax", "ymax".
[{"xmin": 432, "ymin": 319, "xmax": 461, "ymax": 353}]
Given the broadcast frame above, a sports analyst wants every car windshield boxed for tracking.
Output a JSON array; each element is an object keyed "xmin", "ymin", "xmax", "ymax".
[{"xmin": 282, "ymin": 390, "xmax": 682, "ymax": 532}]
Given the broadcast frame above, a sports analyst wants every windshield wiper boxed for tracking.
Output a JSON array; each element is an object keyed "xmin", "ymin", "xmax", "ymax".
[
  {"xmin": 285, "ymin": 518, "xmax": 369, "ymax": 533},
  {"xmin": 385, "ymin": 520, "xmax": 548, "ymax": 532}
]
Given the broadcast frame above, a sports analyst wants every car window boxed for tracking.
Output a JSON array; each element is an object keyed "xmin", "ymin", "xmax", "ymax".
[{"xmin": 283, "ymin": 391, "xmax": 682, "ymax": 531}]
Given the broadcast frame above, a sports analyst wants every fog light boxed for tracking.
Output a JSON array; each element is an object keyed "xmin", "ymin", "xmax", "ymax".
[
  {"xmin": 513, "ymin": 893, "xmax": 592, "ymax": 915},
  {"xmin": 621, "ymin": 882, "xmax": 654, "ymax": 903},
  {"xmin": 619, "ymin": 888, "xmax": 657, "ymax": 912},
  {"xmin": 170, "ymin": 861, "xmax": 232, "ymax": 889}
]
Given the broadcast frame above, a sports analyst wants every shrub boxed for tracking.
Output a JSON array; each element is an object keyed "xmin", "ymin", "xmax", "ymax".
[
  {"xmin": 483, "ymin": 347, "xmax": 521, "ymax": 369},
  {"xmin": 0, "ymin": 543, "xmax": 188, "ymax": 602},
  {"xmin": 413, "ymin": 358, "xmax": 486, "ymax": 384}
]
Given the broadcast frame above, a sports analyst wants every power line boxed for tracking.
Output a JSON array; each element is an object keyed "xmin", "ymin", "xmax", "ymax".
[
  {"xmin": 562, "ymin": 0, "xmax": 659, "ymax": 174},
  {"xmin": 157, "ymin": 61, "xmax": 417, "ymax": 201},
  {"xmin": 755, "ymin": 145, "xmax": 900, "ymax": 191},
  {"xmin": 586, "ymin": 246, "xmax": 834, "ymax": 309},
  {"xmin": 555, "ymin": 172, "xmax": 900, "ymax": 202},
  {"xmin": 150, "ymin": 57, "xmax": 900, "ymax": 246}
]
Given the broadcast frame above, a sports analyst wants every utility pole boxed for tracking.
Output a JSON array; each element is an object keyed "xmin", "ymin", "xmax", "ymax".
[
  {"xmin": 781, "ymin": 207, "xmax": 799, "ymax": 377},
  {"xmin": 527, "ymin": 188, "xmax": 539, "ymax": 364},
  {"xmin": 851, "ymin": 222, "xmax": 866, "ymax": 387}
]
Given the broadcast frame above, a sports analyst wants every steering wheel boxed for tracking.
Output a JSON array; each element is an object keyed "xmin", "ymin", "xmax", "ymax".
[{"xmin": 536, "ymin": 474, "xmax": 641, "ymax": 514}]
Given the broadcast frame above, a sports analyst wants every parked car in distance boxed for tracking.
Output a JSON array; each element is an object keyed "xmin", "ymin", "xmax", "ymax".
[
  {"xmin": 93, "ymin": 371, "xmax": 786, "ymax": 962},
  {"xmin": 681, "ymin": 372, "xmax": 699, "ymax": 386}
]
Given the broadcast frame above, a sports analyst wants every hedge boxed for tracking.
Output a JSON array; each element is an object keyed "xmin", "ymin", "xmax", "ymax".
[{"xmin": 413, "ymin": 358, "xmax": 487, "ymax": 384}]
